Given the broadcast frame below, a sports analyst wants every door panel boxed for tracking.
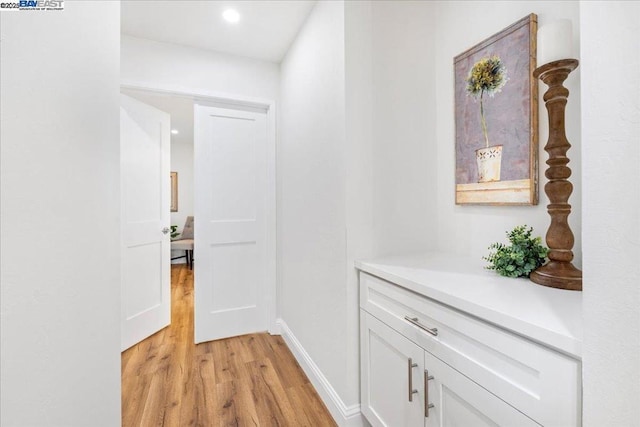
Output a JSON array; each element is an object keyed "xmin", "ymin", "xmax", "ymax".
[
  {"xmin": 210, "ymin": 243, "xmax": 257, "ymax": 311},
  {"xmin": 120, "ymin": 94, "xmax": 171, "ymax": 351},
  {"xmin": 194, "ymin": 105, "xmax": 268, "ymax": 343},
  {"xmin": 123, "ymin": 242, "xmax": 163, "ymax": 318}
]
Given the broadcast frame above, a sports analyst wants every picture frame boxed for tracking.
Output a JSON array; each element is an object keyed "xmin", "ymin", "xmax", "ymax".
[
  {"xmin": 170, "ymin": 172, "xmax": 178, "ymax": 212},
  {"xmin": 454, "ymin": 14, "xmax": 538, "ymax": 205}
]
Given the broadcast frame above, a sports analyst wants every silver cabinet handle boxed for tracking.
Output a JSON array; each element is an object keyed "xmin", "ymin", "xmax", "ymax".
[
  {"xmin": 408, "ymin": 358, "xmax": 418, "ymax": 402},
  {"xmin": 404, "ymin": 316, "xmax": 438, "ymax": 336},
  {"xmin": 424, "ymin": 369, "xmax": 435, "ymax": 417},
  {"xmin": 161, "ymin": 227, "xmax": 170, "ymax": 234}
]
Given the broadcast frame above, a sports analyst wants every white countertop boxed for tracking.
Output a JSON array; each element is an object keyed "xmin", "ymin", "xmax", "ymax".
[{"xmin": 356, "ymin": 252, "xmax": 583, "ymax": 359}]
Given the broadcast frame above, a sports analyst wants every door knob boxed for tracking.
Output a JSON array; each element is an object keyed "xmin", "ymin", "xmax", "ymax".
[{"xmin": 161, "ymin": 227, "xmax": 170, "ymax": 234}]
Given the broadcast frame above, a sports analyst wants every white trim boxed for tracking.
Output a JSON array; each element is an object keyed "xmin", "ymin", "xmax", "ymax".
[
  {"xmin": 265, "ymin": 102, "xmax": 277, "ymax": 337},
  {"xmin": 277, "ymin": 319, "xmax": 366, "ymax": 427},
  {"xmin": 120, "ymin": 82, "xmax": 277, "ymax": 342}
]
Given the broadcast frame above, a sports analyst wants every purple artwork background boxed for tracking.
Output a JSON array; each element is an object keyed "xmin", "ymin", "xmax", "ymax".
[{"xmin": 455, "ymin": 24, "xmax": 531, "ymax": 184}]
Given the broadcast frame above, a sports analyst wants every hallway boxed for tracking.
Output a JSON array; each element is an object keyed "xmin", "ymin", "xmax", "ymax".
[{"xmin": 121, "ymin": 264, "xmax": 336, "ymax": 426}]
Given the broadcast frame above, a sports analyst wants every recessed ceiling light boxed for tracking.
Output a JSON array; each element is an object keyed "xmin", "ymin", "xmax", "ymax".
[
  {"xmin": 171, "ymin": 129, "xmax": 179, "ymax": 135},
  {"xmin": 222, "ymin": 9, "xmax": 240, "ymax": 24}
]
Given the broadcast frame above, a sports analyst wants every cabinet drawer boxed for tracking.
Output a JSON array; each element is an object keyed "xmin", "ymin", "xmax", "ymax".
[{"xmin": 360, "ymin": 272, "xmax": 581, "ymax": 427}]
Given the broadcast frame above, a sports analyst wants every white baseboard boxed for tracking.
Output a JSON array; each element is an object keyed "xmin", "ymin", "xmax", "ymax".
[{"xmin": 276, "ymin": 319, "xmax": 367, "ymax": 427}]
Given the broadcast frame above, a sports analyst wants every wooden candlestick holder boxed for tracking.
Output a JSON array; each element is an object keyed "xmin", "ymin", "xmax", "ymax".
[{"xmin": 530, "ymin": 59, "xmax": 582, "ymax": 291}]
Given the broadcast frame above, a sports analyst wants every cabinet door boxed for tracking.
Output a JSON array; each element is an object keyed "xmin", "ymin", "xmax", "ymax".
[
  {"xmin": 361, "ymin": 311, "xmax": 424, "ymax": 427},
  {"xmin": 424, "ymin": 352, "xmax": 540, "ymax": 427}
]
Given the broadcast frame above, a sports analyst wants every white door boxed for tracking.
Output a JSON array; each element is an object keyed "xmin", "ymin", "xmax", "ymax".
[
  {"xmin": 120, "ymin": 94, "xmax": 171, "ymax": 351},
  {"xmin": 361, "ymin": 312, "xmax": 425, "ymax": 427},
  {"xmin": 194, "ymin": 105, "xmax": 269, "ymax": 343}
]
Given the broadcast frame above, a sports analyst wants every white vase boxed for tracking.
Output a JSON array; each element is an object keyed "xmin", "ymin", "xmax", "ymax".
[{"xmin": 475, "ymin": 145, "xmax": 503, "ymax": 183}]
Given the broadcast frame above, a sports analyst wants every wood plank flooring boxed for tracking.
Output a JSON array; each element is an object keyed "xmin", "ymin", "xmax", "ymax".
[{"xmin": 122, "ymin": 264, "xmax": 337, "ymax": 427}]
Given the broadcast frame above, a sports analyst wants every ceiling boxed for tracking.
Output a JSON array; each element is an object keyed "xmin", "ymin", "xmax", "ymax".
[
  {"xmin": 121, "ymin": 1, "xmax": 317, "ymax": 144},
  {"xmin": 121, "ymin": 0, "xmax": 317, "ymax": 63}
]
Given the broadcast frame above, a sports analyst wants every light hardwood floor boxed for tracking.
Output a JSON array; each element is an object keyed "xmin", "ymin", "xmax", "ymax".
[{"xmin": 122, "ymin": 264, "xmax": 337, "ymax": 427}]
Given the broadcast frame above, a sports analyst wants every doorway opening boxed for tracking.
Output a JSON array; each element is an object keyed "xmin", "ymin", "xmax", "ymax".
[{"xmin": 120, "ymin": 83, "xmax": 277, "ymax": 350}]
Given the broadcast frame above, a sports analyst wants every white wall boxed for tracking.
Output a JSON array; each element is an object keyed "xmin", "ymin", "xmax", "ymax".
[
  {"xmin": 121, "ymin": 35, "xmax": 279, "ymax": 102},
  {"xmin": 171, "ymin": 140, "xmax": 194, "ymax": 236},
  {"xmin": 0, "ymin": 3, "xmax": 121, "ymax": 426},
  {"xmin": 433, "ymin": 1, "xmax": 582, "ymax": 264},
  {"xmin": 368, "ymin": 1, "xmax": 581, "ymax": 261},
  {"xmin": 581, "ymin": 2, "xmax": 640, "ymax": 425},
  {"xmin": 279, "ymin": 0, "xmax": 352, "ymax": 409},
  {"xmin": 345, "ymin": 0, "xmax": 375, "ymax": 411},
  {"xmin": 371, "ymin": 0, "xmax": 438, "ymax": 256}
]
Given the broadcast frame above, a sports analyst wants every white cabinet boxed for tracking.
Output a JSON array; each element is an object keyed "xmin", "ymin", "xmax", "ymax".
[
  {"xmin": 425, "ymin": 352, "xmax": 539, "ymax": 427},
  {"xmin": 362, "ymin": 312, "xmax": 538, "ymax": 427},
  {"xmin": 361, "ymin": 313, "xmax": 424, "ymax": 427},
  {"xmin": 358, "ymin": 255, "xmax": 582, "ymax": 427}
]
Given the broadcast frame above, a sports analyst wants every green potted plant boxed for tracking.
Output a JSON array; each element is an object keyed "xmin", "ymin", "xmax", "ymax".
[
  {"xmin": 170, "ymin": 225, "xmax": 180, "ymax": 240},
  {"xmin": 466, "ymin": 55, "xmax": 508, "ymax": 183},
  {"xmin": 484, "ymin": 225, "xmax": 548, "ymax": 278}
]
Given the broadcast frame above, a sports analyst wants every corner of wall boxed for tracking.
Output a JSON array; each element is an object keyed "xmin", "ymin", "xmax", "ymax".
[{"xmin": 277, "ymin": 319, "xmax": 367, "ymax": 427}]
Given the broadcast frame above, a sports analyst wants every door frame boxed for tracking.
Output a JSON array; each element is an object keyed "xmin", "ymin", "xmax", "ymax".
[{"xmin": 120, "ymin": 80, "xmax": 278, "ymax": 336}]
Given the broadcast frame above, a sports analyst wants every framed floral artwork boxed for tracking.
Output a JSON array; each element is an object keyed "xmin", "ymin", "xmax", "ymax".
[{"xmin": 454, "ymin": 14, "xmax": 538, "ymax": 205}]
